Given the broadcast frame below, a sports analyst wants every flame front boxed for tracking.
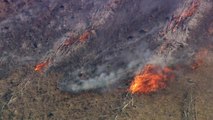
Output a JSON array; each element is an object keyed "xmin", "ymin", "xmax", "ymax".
[
  {"xmin": 34, "ymin": 30, "xmax": 93, "ymax": 73},
  {"xmin": 79, "ymin": 31, "xmax": 90, "ymax": 42},
  {"xmin": 34, "ymin": 60, "xmax": 49, "ymax": 72},
  {"xmin": 167, "ymin": 0, "xmax": 200, "ymax": 32},
  {"xmin": 129, "ymin": 64, "xmax": 174, "ymax": 94}
]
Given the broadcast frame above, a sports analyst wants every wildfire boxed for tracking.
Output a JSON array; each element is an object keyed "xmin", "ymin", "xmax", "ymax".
[
  {"xmin": 64, "ymin": 38, "xmax": 75, "ymax": 46},
  {"xmin": 129, "ymin": 64, "xmax": 174, "ymax": 94},
  {"xmin": 167, "ymin": 0, "xmax": 200, "ymax": 32},
  {"xmin": 79, "ymin": 31, "xmax": 90, "ymax": 42},
  {"xmin": 34, "ymin": 60, "xmax": 49, "ymax": 72},
  {"xmin": 34, "ymin": 30, "xmax": 92, "ymax": 73},
  {"xmin": 57, "ymin": 31, "xmax": 91, "ymax": 51}
]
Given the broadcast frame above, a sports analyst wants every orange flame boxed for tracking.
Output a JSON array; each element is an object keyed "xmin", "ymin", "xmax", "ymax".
[
  {"xmin": 63, "ymin": 38, "xmax": 75, "ymax": 46},
  {"xmin": 57, "ymin": 30, "xmax": 91, "ymax": 50},
  {"xmin": 168, "ymin": 0, "xmax": 200, "ymax": 32},
  {"xmin": 34, "ymin": 60, "xmax": 49, "ymax": 72},
  {"xmin": 35, "ymin": 30, "xmax": 92, "ymax": 72},
  {"xmin": 79, "ymin": 31, "xmax": 90, "ymax": 42},
  {"xmin": 129, "ymin": 64, "xmax": 174, "ymax": 94}
]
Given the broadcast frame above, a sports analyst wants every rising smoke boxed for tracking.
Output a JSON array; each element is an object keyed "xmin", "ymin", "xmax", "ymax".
[
  {"xmin": 57, "ymin": 0, "xmax": 213, "ymax": 93},
  {"xmin": 56, "ymin": 0, "xmax": 185, "ymax": 92},
  {"xmin": 1, "ymin": 0, "xmax": 210, "ymax": 93}
]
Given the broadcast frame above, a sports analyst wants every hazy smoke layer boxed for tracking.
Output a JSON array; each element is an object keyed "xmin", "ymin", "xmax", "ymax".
[
  {"xmin": 57, "ymin": 0, "xmax": 212, "ymax": 93},
  {"xmin": 57, "ymin": 0, "xmax": 184, "ymax": 92},
  {"xmin": 0, "ymin": 0, "xmax": 211, "ymax": 93}
]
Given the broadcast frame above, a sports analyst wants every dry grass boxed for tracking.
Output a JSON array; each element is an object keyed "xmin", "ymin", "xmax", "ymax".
[{"xmin": 0, "ymin": 57, "xmax": 213, "ymax": 120}]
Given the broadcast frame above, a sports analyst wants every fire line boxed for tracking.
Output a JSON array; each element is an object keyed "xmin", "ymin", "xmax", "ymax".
[
  {"xmin": 129, "ymin": 64, "xmax": 175, "ymax": 94},
  {"xmin": 34, "ymin": 60, "xmax": 49, "ymax": 72}
]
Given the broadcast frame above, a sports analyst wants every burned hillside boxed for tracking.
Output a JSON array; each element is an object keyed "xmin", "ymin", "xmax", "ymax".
[{"xmin": 0, "ymin": 0, "xmax": 213, "ymax": 119}]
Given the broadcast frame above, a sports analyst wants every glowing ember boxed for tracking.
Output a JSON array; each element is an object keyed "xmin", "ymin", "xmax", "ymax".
[
  {"xmin": 167, "ymin": 0, "xmax": 200, "ymax": 32},
  {"xmin": 64, "ymin": 38, "xmax": 75, "ymax": 46},
  {"xmin": 79, "ymin": 31, "xmax": 90, "ymax": 42},
  {"xmin": 34, "ymin": 60, "xmax": 49, "ymax": 72},
  {"xmin": 34, "ymin": 30, "xmax": 92, "ymax": 73},
  {"xmin": 129, "ymin": 64, "xmax": 174, "ymax": 94}
]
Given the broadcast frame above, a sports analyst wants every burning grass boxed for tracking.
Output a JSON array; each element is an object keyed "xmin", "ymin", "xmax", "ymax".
[
  {"xmin": 129, "ymin": 64, "xmax": 175, "ymax": 94},
  {"xmin": 34, "ymin": 60, "xmax": 49, "ymax": 73},
  {"xmin": 79, "ymin": 31, "xmax": 91, "ymax": 42},
  {"xmin": 167, "ymin": 0, "xmax": 200, "ymax": 32},
  {"xmin": 34, "ymin": 30, "xmax": 94, "ymax": 73}
]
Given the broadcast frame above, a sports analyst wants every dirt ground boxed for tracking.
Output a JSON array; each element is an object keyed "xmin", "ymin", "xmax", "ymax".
[
  {"xmin": 0, "ymin": 54, "xmax": 212, "ymax": 120},
  {"xmin": 0, "ymin": 0, "xmax": 213, "ymax": 120}
]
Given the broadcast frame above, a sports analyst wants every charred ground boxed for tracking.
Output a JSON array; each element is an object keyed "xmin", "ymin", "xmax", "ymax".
[{"xmin": 0, "ymin": 0, "xmax": 213, "ymax": 120}]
